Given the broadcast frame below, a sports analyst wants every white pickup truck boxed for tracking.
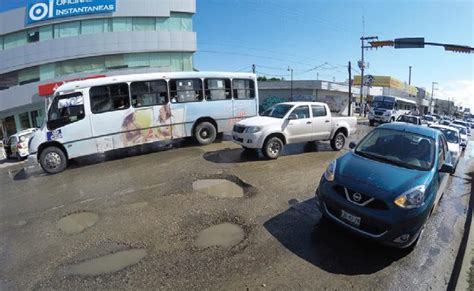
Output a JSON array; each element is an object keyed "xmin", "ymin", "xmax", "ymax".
[{"xmin": 232, "ymin": 102, "xmax": 357, "ymax": 159}]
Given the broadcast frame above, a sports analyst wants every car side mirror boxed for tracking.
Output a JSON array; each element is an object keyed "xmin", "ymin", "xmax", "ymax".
[
  {"xmin": 349, "ymin": 142, "xmax": 357, "ymax": 149},
  {"xmin": 287, "ymin": 114, "xmax": 298, "ymax": 120},
  {"xmin": 440, "ymin": 162, "xmax": 455, "ymax": 174}
]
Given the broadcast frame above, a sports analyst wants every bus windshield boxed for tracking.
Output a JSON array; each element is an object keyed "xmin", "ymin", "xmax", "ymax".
[
  {"xmin": 371, "ymin": 101, "xmax": 394, "ymax": 110},
  {"xmin": 47, "ymin": 92, "xmax": 85, "ymax": 130}
]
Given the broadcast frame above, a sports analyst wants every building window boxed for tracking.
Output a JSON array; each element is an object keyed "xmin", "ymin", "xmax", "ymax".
[
  {"xmin": 18, "ymin": 67, "xmax": 40, "ymax": 85},
  {"xmin": 81, "ymin": 19, "xmax": 106, "ymax": 34},
  {"xmin": 170, "ymin": 79, "xmax": 203, "ymax": 103},
  {"xmin": 205, "ymin": 79, "xmax": 231, "ymax": 101},
  {"xmin": 132, "ymin": 18, "xmax": 155, "ymax": 31},
  {"xmin": 90, "ymin": 83, "xmax": 130, "ymax": 114},
  {"xmin": 27, "ymin": 29, "xmax": 40, "ymax": 43},
  {"xmin": 233, "ymin": 79, "xmax": 255, "ymax": 99},
  {"xmin": 30, "ymin": 110, "xmax": 41, "ymax": 128},
  {"xmin": 19, "ymin": 112, "xmax": 31, "ymax": 130},
  {"xmin": 112, "ymin": 18, "xmax": 132, "ymax": 32},
  {"xmin": 131, "ymin": 80, "xmax": 168, "ymax": 107},
  {"xmin": 3, "ymin": 31, "xmax": 26, "ymax": 50},
  {"xmin": 54, "ymin": 21, "xmax": 81, "ymax": 38}
]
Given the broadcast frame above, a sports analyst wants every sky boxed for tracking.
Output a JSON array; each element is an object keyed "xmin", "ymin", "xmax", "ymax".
[{"xmin": 194, "ymin": 0, "xmax": 474, "ymax": 109}]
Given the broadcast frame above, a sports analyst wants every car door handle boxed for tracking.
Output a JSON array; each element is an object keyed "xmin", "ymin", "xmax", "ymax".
[
  {"xmin": 325, "ymin": 120, "xmax": 330, "ymax": 123},
  {"xmin": 306, "ymin": 121, "xmax": 312, "ymax": 124}
]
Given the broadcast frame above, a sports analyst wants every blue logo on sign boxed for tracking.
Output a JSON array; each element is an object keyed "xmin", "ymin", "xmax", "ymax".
[{"xmin": 26, "ymin": 0, "xmax": 116, "ymax": 24}]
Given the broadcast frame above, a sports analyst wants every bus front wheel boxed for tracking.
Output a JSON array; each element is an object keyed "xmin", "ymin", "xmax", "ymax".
[
  {"xmin": 194, "ymin": 122, "xmax": 217, "ymax": 145},
  {"xmin": 39, "ymin": 146, "xmax": 67, "ymax": 174}
]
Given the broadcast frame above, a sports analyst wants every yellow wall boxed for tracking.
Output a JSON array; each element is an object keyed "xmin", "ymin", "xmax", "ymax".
[{"xmin": 354, "ymin": 75, "xmax": 418, "ymax": 95}]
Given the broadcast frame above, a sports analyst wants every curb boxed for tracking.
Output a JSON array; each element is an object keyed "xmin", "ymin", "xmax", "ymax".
[{"xmin": 450, "ymin": 174, "xmax": 474, "ymax": 291}]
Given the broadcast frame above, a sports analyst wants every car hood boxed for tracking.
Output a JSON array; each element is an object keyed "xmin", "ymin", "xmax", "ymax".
[
  {"xmin": 335, "ymin": 152, "xmax": 432, "ymax": 200},
  {"xmin": 236, "ymin": 116, "xmax": 281, "ymax": 127}
]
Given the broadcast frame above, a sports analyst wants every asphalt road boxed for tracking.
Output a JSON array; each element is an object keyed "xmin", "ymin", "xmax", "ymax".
[{"xmin": 0, "ymin": 125, "xmax": 472, "ymax": 290}]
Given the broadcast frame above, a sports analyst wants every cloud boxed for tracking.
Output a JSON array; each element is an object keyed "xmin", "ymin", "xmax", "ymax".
[{"xmin": 436, "ymin": 80, "xmax": 474, "ymax": 110}]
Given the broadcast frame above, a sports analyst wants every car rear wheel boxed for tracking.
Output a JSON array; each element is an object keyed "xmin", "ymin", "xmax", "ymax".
[
  {"xmin": 39, "ymin": 146, "xmax": 67, "ymax": 174},
  {"xmin": 330, "ymin": 132, "xmax": 346, "ymax": 151},
  {"xmin": 194, "ymin": 122, "xmax": 217, "ymax": 145},
  {"xmin": 263, "ymin": 137, "xmax": 283, "ymax": 159}
]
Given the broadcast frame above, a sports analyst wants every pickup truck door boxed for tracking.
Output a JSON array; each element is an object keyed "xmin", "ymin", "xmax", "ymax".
[
  {"xmin": 284, "ymin": 105, "xmax": 313, "ymax": 143},
  {"xmin": 310, "ymin": 104, "xmax": 332, "ymax": 140}
]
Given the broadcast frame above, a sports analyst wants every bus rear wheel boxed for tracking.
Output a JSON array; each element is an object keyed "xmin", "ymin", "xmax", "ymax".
[
  {"xmin": 40, "ymin": 146, "xmax": 67, "ymax": 174},
  {"xmin": 194, "ymin": 122, "xmax": 217, "ymax": 145}
]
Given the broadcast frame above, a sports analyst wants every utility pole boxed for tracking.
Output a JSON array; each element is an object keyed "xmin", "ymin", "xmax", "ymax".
[
  {"xmin": 408, "ymin": 66, "xmax": 412, "ymax": 85},
  {"xmin": 288, "ymin": 66, "xmax": 294, "ymax": 101},
  {"xmin": 316, "ymin": 72, "xmax": 319, "ymax": 80},
  {"xmin": 359, "ymin": 36, "xmax": 378, "ymax": 116},
  {"xmin": 430, "ymin": 82, "xmax": 437, "ymax": 114},
  {"xmin": 348, "ymin": 61, "xmax": 352, "ymax": 116},
  {"xmin": 252, "ymin": 64, "xmax": 256, "ymax": 74}
]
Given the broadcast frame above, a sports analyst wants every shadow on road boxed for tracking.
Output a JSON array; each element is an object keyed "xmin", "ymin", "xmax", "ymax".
[
  {"xmin": 264, "ymin": 198, "xmax": 411, "ymax": 275},
  {"xmin": 203, "ymin": 142, "xmax": 333, "ymax": 164}
]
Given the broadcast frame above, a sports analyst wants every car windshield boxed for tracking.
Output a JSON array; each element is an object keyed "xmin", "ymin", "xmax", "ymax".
[
  {"xmin": 261, "ymin": 104, "xmax": 293, "ymax": 118},
  {"xmin": 424, "ymin": 116, "xmax": 434, "ymax": 121},
  {"xmin": 453, "ymin": 126, "xmax": 467, "ymax": 135},
  {"xmin": 434, "ymin": 128, "xmax": 459, "ymax": 143},
  {"xmin": 355, "ymin": 128, "xmax": 435, "ymax": 171},
  {"xmin": 371, "ymin": 101, "xmax": 394, "ymax": 110}
]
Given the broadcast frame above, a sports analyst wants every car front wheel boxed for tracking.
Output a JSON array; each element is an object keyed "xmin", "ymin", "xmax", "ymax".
[{"xmin": 263, "ymin": 137, "xmax": 283, "ymax": 159}]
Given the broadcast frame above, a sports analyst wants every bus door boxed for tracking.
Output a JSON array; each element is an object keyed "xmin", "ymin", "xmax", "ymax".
[
  {"xmin": 232, "ymin": 79, "xmax": 258, "ymax": 126},
  {"xmin": 169, "ymin": 78, "xmax": 205, "ymax": 138},
  {"xmin": 46, "ymin": 91, "xmax": 93, "ymax": 157}
]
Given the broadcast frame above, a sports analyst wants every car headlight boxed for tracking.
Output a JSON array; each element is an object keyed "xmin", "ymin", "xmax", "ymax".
[
  {"xmin": 324, "ymin": 160, "xmax": 336, "ymax": 182},
  {"xmin": 394, "ymin": 185, "xmax": 426, "ymax": 209},
  {"xmin": 245, "ymin": 126, "xmax": 262, "ymax": 133}
]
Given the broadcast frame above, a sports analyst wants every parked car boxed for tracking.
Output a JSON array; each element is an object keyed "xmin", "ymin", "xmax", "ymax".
[
  {"xmin": 396, "ymin": 115, "xmax": 422, "ymax": 125},
  {"xmin": 429, "ymin": 124, "xmax": 461, "ymax": 170},
  {"xmin": 316, "ymin": 123, "xmax": 454, "ymax": 248},
  {"xmin": 232, "ymin": 102, "xmax": 357, "ymax": 159},
  {"xmin": 450, "ymin": 124, "xmax": 468, "ymax": 149},
  {"xmin": 5, "ymin": 129, "xmax": 37, "ymax": 160}
]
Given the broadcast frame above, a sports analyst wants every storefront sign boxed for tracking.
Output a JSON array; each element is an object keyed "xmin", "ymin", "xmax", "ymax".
[
  {"xmin": 38, "ymin": 75, "xmax": 105, "ymax": 96},
  {"xmin": 26, "ymin": 0, "xmax": 116, "ymax": 24}
]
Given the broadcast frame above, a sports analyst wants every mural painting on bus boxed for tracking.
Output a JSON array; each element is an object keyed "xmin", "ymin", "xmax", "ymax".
[{"xmin": 168, "ymin": 106, "xmax": 186, "ymax": 139}]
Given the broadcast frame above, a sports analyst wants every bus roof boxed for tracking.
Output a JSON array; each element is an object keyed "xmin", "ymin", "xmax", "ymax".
[{"xmin": 56, "ymin": 71, "xmax": 257, "ymax": 93}]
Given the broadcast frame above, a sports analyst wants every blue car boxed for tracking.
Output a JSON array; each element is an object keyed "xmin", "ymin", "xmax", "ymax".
[{"xmin": 316, "ymin": 123, "xmax": 454, "ymax": 248}]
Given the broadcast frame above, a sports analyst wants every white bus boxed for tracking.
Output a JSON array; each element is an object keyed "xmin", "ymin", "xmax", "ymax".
[
  {"xmin": 368, "ymin": 95, "xmax": 415, "ymax": 126},
  {"xmin": 28, "ymin": 72, "xmax": 258, "ymax": 173}
]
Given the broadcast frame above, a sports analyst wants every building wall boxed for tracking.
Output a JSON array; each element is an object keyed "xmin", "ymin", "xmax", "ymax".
[{"xmin": 0, "ymin": 0, "xmax": 196, "ymax": 140}]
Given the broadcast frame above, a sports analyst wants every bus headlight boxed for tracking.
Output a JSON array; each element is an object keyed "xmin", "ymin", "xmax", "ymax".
[{"xmin": 245, "ymin": 126, "xmax": 262, "ymax": 133}]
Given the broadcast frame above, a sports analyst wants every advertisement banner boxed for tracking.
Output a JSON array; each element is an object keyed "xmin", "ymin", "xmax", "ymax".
[{"xmin": 26, "ymin": 0, "xmax": 116, "ymax": 24}]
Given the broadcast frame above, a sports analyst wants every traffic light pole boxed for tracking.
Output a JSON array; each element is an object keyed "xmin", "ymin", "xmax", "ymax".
[{"xmin": 359, "ymin": 36, "xmax": 378, "ymax": 116}]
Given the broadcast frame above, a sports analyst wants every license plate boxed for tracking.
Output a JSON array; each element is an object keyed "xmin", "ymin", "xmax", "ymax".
[{"xmin": 340, "ymin": 210, "xmax": 361, "ymax": 227}]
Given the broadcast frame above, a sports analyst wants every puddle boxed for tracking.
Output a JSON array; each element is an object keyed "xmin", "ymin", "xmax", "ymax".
[
  {"xmin": 195, "ymin": 223, "xmax": 244, "ymax": 248},
  {"xmin": 59, "ymin": 249, "xmax": 146, "ymax": 276},
  {"xmin": 16, "ymin": 220, "xmax": 27, "ymax": 226},
  {"xmin": 129, "ymin": 202, "xmax": 148, "ymax": 209},
  {"xmin": 193, "ymin": 179, "xmax": 244, "ymax": 198},
  {"xmin": 57, "ymin": 212, "xmax": 99, "ymax": 234}
]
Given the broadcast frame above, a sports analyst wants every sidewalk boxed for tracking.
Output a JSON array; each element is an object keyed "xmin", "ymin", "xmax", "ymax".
[{"xmin": 455, "ymin": 193, "xmax": 474, "ymax": 291}]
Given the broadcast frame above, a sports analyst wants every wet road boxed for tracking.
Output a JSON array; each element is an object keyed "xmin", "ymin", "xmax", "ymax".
[{"xmin": 0, "ymin": 125, "xmax": 472, "ymax": 290}]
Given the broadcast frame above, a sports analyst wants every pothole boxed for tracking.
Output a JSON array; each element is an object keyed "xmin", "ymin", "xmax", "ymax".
[
  {"xmin": 195, "ymin": 223, "xmax": 245, "ymax": 249},
  {"xmin": 57, "ymin": 212, "xmax": 98, "ymax": 234},
  {"xmin": 191, "ymin": 174, "xmax": 257, "ymax": 198},
  {"xmin": 58, "ymin": 249, "xmax": 146, "ymax": 276},
  {"xmin": 193, "ymin": 179, "xmax": 244, "ymax": 198}
]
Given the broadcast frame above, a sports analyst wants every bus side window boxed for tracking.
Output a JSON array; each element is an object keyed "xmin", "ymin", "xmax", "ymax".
[
  {"xmin": 233, "ymin": 79, "xmax": 255, "ymax": 99},
  {"xmin": 169, "ymin": 79, "xmax": 203, "ymax": 103},
  {"xmin": 131, "ymin": 80, "xmax": 168, "ymax": 107},
  {"xmin": 205, "ymin": 78, "xmax": 231, "ymax": 101},
  {"xmin": 90, "ymin": 83, "xmax": 130, "ymax": 114}
]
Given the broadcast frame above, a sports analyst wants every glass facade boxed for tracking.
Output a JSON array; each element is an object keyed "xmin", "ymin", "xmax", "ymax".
[{"xmin": 0, "ymin": 13, "xmax": 193, "ymax": 51}]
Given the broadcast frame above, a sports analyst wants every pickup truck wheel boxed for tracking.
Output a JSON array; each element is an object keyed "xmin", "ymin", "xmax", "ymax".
[
  {"xmin": 330, "ymin": 132, "xmax": 346, "ymax": 151},
  {"xmin": 194, "ymin": 122, "xmax": 217, "ymax": 145},
  {"xmin": 39, "ymin": 146, "xmax": 67, "ymax": 174},
  {"xmin": 263, "ymin": 137, "xmax": 283, "ymax": 159}
]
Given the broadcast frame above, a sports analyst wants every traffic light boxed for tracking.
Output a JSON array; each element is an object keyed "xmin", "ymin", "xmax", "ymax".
[
  {"xmin": 369, "ymin": 40, "xmax": 394, "ymax": 48},
  {"xmin": 444, "ymin": 45, "xmax": 472, "ymax": 54}
]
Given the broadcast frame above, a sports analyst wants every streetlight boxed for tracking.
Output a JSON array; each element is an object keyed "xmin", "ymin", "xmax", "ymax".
[
  {"xmin": 430, "ymin": 82, "xmax": 438, "ymax": 114},
  {"xmin": 288, "ymin": 66, "xmax": 294, "ymax": 101}
]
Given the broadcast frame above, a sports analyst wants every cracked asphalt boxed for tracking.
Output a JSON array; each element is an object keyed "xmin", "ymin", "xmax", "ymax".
[{"xmin": 0, "ymin": 125, "xmax": 472, "ymax": 290}]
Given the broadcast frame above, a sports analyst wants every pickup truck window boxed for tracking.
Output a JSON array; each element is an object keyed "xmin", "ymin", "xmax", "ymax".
[
  {"xmin": 261, "ymin": 104, "xmax": 293, "ymax": 118},
  {"xmin": 291, "ymin": 106, "xmax": 310, "ymax": 119},
  {"xmin": 311, "ymin": 105, "xmax": 327, "ymax": 117}
]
